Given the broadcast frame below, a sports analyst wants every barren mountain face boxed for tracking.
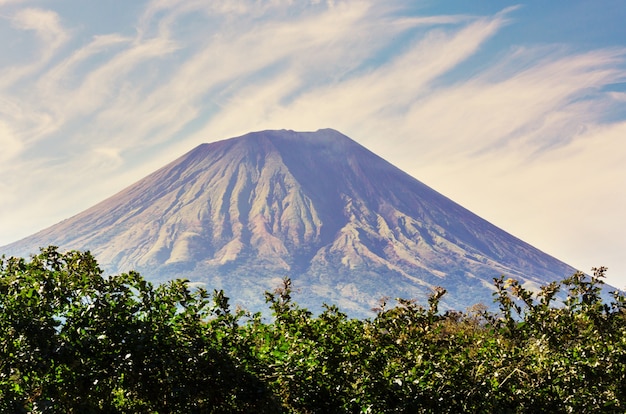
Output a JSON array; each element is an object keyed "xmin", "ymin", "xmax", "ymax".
[{"xmin": 1, "ymin": 129, "xmax": 576, "ymax": 316}]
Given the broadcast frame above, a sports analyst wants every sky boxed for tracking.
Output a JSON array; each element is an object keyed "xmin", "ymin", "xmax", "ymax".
[{"xmin": 1, "ymin": 0, "xmax": 625, "ymax": 288}]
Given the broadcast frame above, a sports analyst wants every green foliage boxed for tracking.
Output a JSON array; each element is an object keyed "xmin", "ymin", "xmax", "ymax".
[
  {"xmin": 0, "ymin": 247, "xmax": 273, "ymax": 413},
  {"xmin": 2, "ymin": 247, "xmax": 626, "ymax": 413}
]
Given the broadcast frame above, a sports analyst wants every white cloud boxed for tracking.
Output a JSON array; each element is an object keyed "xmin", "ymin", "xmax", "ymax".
[
  {"xmin": 0, "ymin": 0, "xmax": 26, "ymax": 5},
  {"xmin": 11, "ymin": 8, "xmax": 67, "ymax": 42},
  {"xmin": 0, "ymin": 120, "xmax": 22, "ymax": 163},
  {"xmin": 1, "ymin": 8, "xmax": 68, "ymax": 80},
  {"xmin": 390, "ymin": 47, "xmax": 626, "ymax": 162},
  {"xmin": 191, "ymin": 7, "xmax": 513, "ymax": 148},
  {"xmin": 415, "ymin": 120, "xmax": 626, "ymax": 287},
  {"xmin": 608, "ymin": 91, "xmax": 626, "ymax": 102},
  {"xmin": 74, "ymin": 0, "xmax": 385, "ymax": 151}
]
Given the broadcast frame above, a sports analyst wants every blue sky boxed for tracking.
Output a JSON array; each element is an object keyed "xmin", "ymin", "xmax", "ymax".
[{"xmin": 1, "ymin": 0, "xmax": 625, "ymax": 287}]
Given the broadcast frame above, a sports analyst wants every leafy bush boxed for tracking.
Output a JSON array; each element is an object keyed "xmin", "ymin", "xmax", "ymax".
[
  {"xmin": 0, "ymin": 247, "xmax": 274, "ymax": 413},
  {"xmin": 1, "ymin": 247, "xmax": 625, "ymax": 413}
]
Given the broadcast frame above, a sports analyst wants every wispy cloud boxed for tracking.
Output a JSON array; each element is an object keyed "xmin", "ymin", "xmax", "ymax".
[
  {"xmin": 394, "ymin": 47, "xmax": 626, "ymax": 162},
  {"xmin": 187, "ymin": 5, "xmax": 514, "ymax": 144},
  {"xmin": 0, "ymin": 119, "xmax": 22, "ymax": 163},
  {"xmin": 0, "ymin": 0, "xmax": 27, "ymax": 6},
  {"xmin": 0, "ymin": 8, "xmax": 68, "ymax": 88}
]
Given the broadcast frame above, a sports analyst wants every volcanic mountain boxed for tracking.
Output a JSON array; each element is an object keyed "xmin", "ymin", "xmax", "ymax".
[{"xmin": 1, "ymin": 129, "xmax": 577, "ymax": 316}]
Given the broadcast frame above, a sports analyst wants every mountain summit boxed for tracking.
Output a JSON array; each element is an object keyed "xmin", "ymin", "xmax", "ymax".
[{"xmin": 2, "ymin": 129, "xmax": 576, "ymax": 315}]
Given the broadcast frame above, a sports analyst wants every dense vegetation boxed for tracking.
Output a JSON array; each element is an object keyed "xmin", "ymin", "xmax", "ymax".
[{"xmin": 1, "ymin": 247, "xmax": 625, "ymax": 413}]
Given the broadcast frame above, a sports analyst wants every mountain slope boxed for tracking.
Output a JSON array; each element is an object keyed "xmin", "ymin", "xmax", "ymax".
[{"xmin": 1, "ymin": 129, "xmax": 577, "ymax": 315}]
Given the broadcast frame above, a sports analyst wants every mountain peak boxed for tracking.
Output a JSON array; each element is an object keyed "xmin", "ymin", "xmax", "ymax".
[{"xmin": 1, "ymin": 129, "xmax": 576, "ymax": 316}]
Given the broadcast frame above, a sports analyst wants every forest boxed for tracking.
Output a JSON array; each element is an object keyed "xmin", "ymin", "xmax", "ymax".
[{"xmin": 1, "ymin": 247, "xmax": 625, "ymax": 413}]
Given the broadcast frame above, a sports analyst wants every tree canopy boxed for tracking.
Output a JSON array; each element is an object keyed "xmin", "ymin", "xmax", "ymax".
[{"xmin": 1, "ymin": 247, "xmax": 625, "ymax": 413}]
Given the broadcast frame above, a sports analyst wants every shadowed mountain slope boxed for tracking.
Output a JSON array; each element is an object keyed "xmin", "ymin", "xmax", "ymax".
[{"xmin": 1, "ymin": 129, "xmax": 577, "ymax": 316}]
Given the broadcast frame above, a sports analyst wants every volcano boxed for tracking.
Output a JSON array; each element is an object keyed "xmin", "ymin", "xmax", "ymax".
[{"xmin": 1, "ymin": 129, "xmax": 577, "ymax": 316}]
